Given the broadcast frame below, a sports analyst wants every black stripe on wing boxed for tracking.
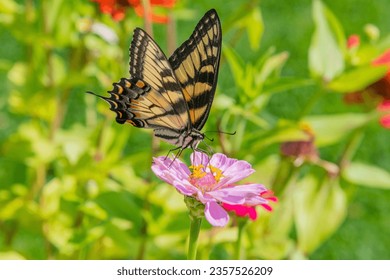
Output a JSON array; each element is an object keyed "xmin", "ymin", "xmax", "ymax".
[{"xmin": 168, "ymin": 9, "xmax": 222, "ymax": 130}]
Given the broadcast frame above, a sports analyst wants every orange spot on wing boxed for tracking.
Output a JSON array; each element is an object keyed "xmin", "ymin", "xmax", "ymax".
[
  {"xmin": 127, "ymin": 120, "xmax": 137, "ymax": 126},
  {"xmin": 136, "ymin": 80, "xmax": 145, "ymax": 88}
]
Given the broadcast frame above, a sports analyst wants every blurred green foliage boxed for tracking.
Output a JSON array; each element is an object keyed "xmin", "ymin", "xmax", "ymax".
[{"xmin": 0, "ymin": 0, "xmax": 389, "ymax": 260}]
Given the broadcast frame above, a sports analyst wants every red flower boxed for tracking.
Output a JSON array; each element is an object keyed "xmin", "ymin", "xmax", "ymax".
[
  {"xmin": 344, "ymin": 35, "xmax": 390, "ymax": 129},
  {"xmin": 92, "ymin": 0, "xmax": 127, "ymax": 21},
  {"xmin": 222, "ymin": 190, "xmax": 278, "ymax": 221},
  {"xmin": 378, "ymin": 100, "xmax": 390, "ymax": 129},
  {"xmin": 380, "ymin": 114, "xmax": 390, "ymax": 128},
  {"xmin": 347, "ymin": 34, "xmax": 360, "ymax": 49},
  {"xmin": 372, "ymin": 49, "xmax": 390, "ymax": 70},
  {"xmin": 92, "ymin": 0, "xmax": 175, "ymax": 23}
]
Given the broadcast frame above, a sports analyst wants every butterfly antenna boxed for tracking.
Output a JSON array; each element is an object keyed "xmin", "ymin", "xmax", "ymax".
[
  {"xmin": 205, "ymin": 130, "xmax": 237, "ymax": 136},
  {"xmin": 204, "ymin": 134, "xmax": 214, "ymax": 142}
]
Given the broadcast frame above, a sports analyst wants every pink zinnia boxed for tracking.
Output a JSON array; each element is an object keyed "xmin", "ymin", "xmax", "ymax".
[{"xmin": 152, "ymin": 152, "xmax": 271, "ymax": 227}]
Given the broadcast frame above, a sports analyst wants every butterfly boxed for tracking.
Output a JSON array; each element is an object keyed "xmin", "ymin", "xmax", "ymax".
[{"xmin": 88, "ymin": 9, "xmax": 221, "ymax": 154}]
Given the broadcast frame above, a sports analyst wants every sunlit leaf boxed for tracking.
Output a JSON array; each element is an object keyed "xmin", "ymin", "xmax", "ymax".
[
  {"xmin": 308, "ymin": 0, "xmax": 345, "ymax": 80},
  {"xmin": 294, "ymin": 175, "xmax": 347, "ymax": 254},
  {"xmin": 223, "ymin": 46, "xmax": 244, "ymax": 90},
  {"xmin": 237, "ymin": 7, "xmax": 264, "ymax": 50},
  {"xmin": 263, "ymin": 77, "xmax": 314, "ymax": 95},
  {"xmin": 304, "ymin": 113, "xmax": 371, "ymax": 146},
  {"xmin": 250, "ymin": 123, "xmax": 309, "ymax": 151},
  {"xmin": 55, "ymin": 125, "xmax": 91, "ymax": 165},
  {"xmin": 327, "ymin": 65, "xmax": 387, "ymax": 92},
  {"xmin": 342, "ymin": 162, "xmax": 390, "ymax": 189},
  {"xmin": 0, "ymin": 197, "xmax": 24, "ymax": 220},
  {"xmin": 0, "ymin": 251, "xmax": 25, "ymax": 260},
  {"xmin": 40, "ymin": 178, "xmax": 62, "ymax": 218},
  {"xmin": 7, "ymin": 62, "xmax": 27, "ymax": 86},
  {"xmin": 256, "ymin": 51, "xmax": 289, "ymax": 86}
]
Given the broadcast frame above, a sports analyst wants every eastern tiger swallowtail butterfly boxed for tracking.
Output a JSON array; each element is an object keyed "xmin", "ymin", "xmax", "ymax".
[{"xmin": 88, "ymin": 9, "xmax": 221, "ymax": 153}]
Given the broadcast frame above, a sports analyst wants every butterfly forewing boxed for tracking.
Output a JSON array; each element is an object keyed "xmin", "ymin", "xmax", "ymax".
[{"xmin": 168, "ymin": 9, "xmax": 222, "ymax": 131}]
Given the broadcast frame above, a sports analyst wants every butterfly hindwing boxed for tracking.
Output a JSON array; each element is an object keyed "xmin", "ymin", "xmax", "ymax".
[{"xmin": 169, "ymin": 9, "xmax": 222, "ymax": 131}]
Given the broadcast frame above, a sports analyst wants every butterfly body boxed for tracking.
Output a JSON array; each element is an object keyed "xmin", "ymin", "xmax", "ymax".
[{"xmin": 89, "ymin": 9, "xmax": 221, "ymax": 152}]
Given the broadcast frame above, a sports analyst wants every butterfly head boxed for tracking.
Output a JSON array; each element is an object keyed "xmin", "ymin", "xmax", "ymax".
[{"xmin": 188, "ymin": 129, "xmax": 205, "ymax": 150}]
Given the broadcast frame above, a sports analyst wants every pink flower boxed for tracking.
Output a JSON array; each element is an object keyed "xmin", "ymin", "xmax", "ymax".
[
  {"xmin": 151, "ymin": 152, "xmax": 271, "ymax": 227},
  {"xmin": 222, "ymin": 190, "xmax": 277, "ymax": 221}
]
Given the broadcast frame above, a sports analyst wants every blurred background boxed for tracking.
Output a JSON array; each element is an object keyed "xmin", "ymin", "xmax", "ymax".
[{"xmin": 0, "ymin": 0, "xmax": 389, "ymax": 259}]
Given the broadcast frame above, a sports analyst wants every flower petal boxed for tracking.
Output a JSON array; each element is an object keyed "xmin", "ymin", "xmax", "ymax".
[
  {"xmin": 208, "ymin": 183, "xmax": 267, "ymax": 205},
  {"xmin": 210, "ymin": 153, "xmax": 238, "ymax": 170},
  {"xmin": 222, "ymin": 203, "xmax": 258, "ymax": 220},
  {"xmin": 151, "ymin": 156, "xmax": 190, "ymax": 184},
  {"xmin": 173, "ymin": 180, "xmax": 198, "ymax": 196},
  {"xmin": 190, "ymin": 151, "xmax": 210, "ymax": 166},
  {"xmin": 204, "ymin": 201, "xmax": 229, "ymax": 227},
  {"xmin": 210, "ymin": 154, "xmax": 255, "ymax": 186}
]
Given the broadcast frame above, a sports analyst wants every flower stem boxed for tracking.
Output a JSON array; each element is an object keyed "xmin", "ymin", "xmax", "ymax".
[
  {"xmin": 298, "ymin": 86, "xmax": 325, "ymax": 119},
  {"xmin": 271, "ymin": 158, "xmax": 296, "ymax": 195},
  {"xmin": 234, "ymin": 218, "xmax": 247, "ymax": 259},
  {"xmin": 187, "ymin": 217, "xmax": 202, "ymax": 260},
  {"xmin": 338, "ymin": 125, "xmax": 365, "ymax": 171}
]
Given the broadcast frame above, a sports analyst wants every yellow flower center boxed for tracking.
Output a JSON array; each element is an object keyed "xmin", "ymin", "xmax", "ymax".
[
  {"xmin": 209, "ymin": 165, "xmax": 224, "ymax": 182},
  {"xmin": 189, "ymin": 164, "xmax": 224, "ymax": 192},
  {"xmin": 189, "ymin": 164, "xmax": 206, "ymax": 179}
]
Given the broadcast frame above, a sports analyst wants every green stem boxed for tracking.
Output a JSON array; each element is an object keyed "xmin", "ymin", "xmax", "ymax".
[
  {"xmin": 187, "ymin": 217, "xmax": 202, "ymax": 260},
  {"xmin": 298, "ymin": 85, "xmax": 325, "ymax": 119},
  {"xmin": 271, "ymin": 157, "xmax": 296, "ymax": 196},
  {"xmin": 234, "ymin": 218, "xmax": 247, "ymax": 259},
  {"xmin": 338, "ymin": 126, "xmax": 365, "ymax": 171}
]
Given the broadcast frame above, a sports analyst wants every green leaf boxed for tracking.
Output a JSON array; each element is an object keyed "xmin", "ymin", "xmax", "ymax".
[
  {"xmin": 223, "ymin": 46, "xmax": 244, "ymax": 88},
  {"xmin": 304, "ymin": 113, "xmax": 371, "ymax": 146},
  {"xmin": 342, "ymin": 162, "xmax": 390, "ymax": 189},
  {"xmin": 55, "ymin": 125, "xmax": 91, "ymax": 165},
  {"xmin": 308, "ymin": 0, "xmax": 345, "ymax": 80},
  {"xmin": 250, "ymin": 122, "xmax": 310, "ymax": 151},
  {"xmin": 242, "ymin": 8, "xmax": 264, "ymax": 50},
  {"xmin": 263, "ymin": 77, "xmax": 315, "ymax": 95},
  {"xmin": 0, "ymin": 197, "xmax": 24, "ymax": 220},
  {"xmin": 327, "ymin": 65, "xmax": 387, "ymax": 92},
  {"xmin": 255, "ymin": 51, "xmax": 289, "ymax": 86},
  {"xmin": 0, "ymin": 251, "xmax": 25, "ymax": 260},
  {"xmin": 294, "ymin": 176, "xmax": 347, "ymax": 254}
]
